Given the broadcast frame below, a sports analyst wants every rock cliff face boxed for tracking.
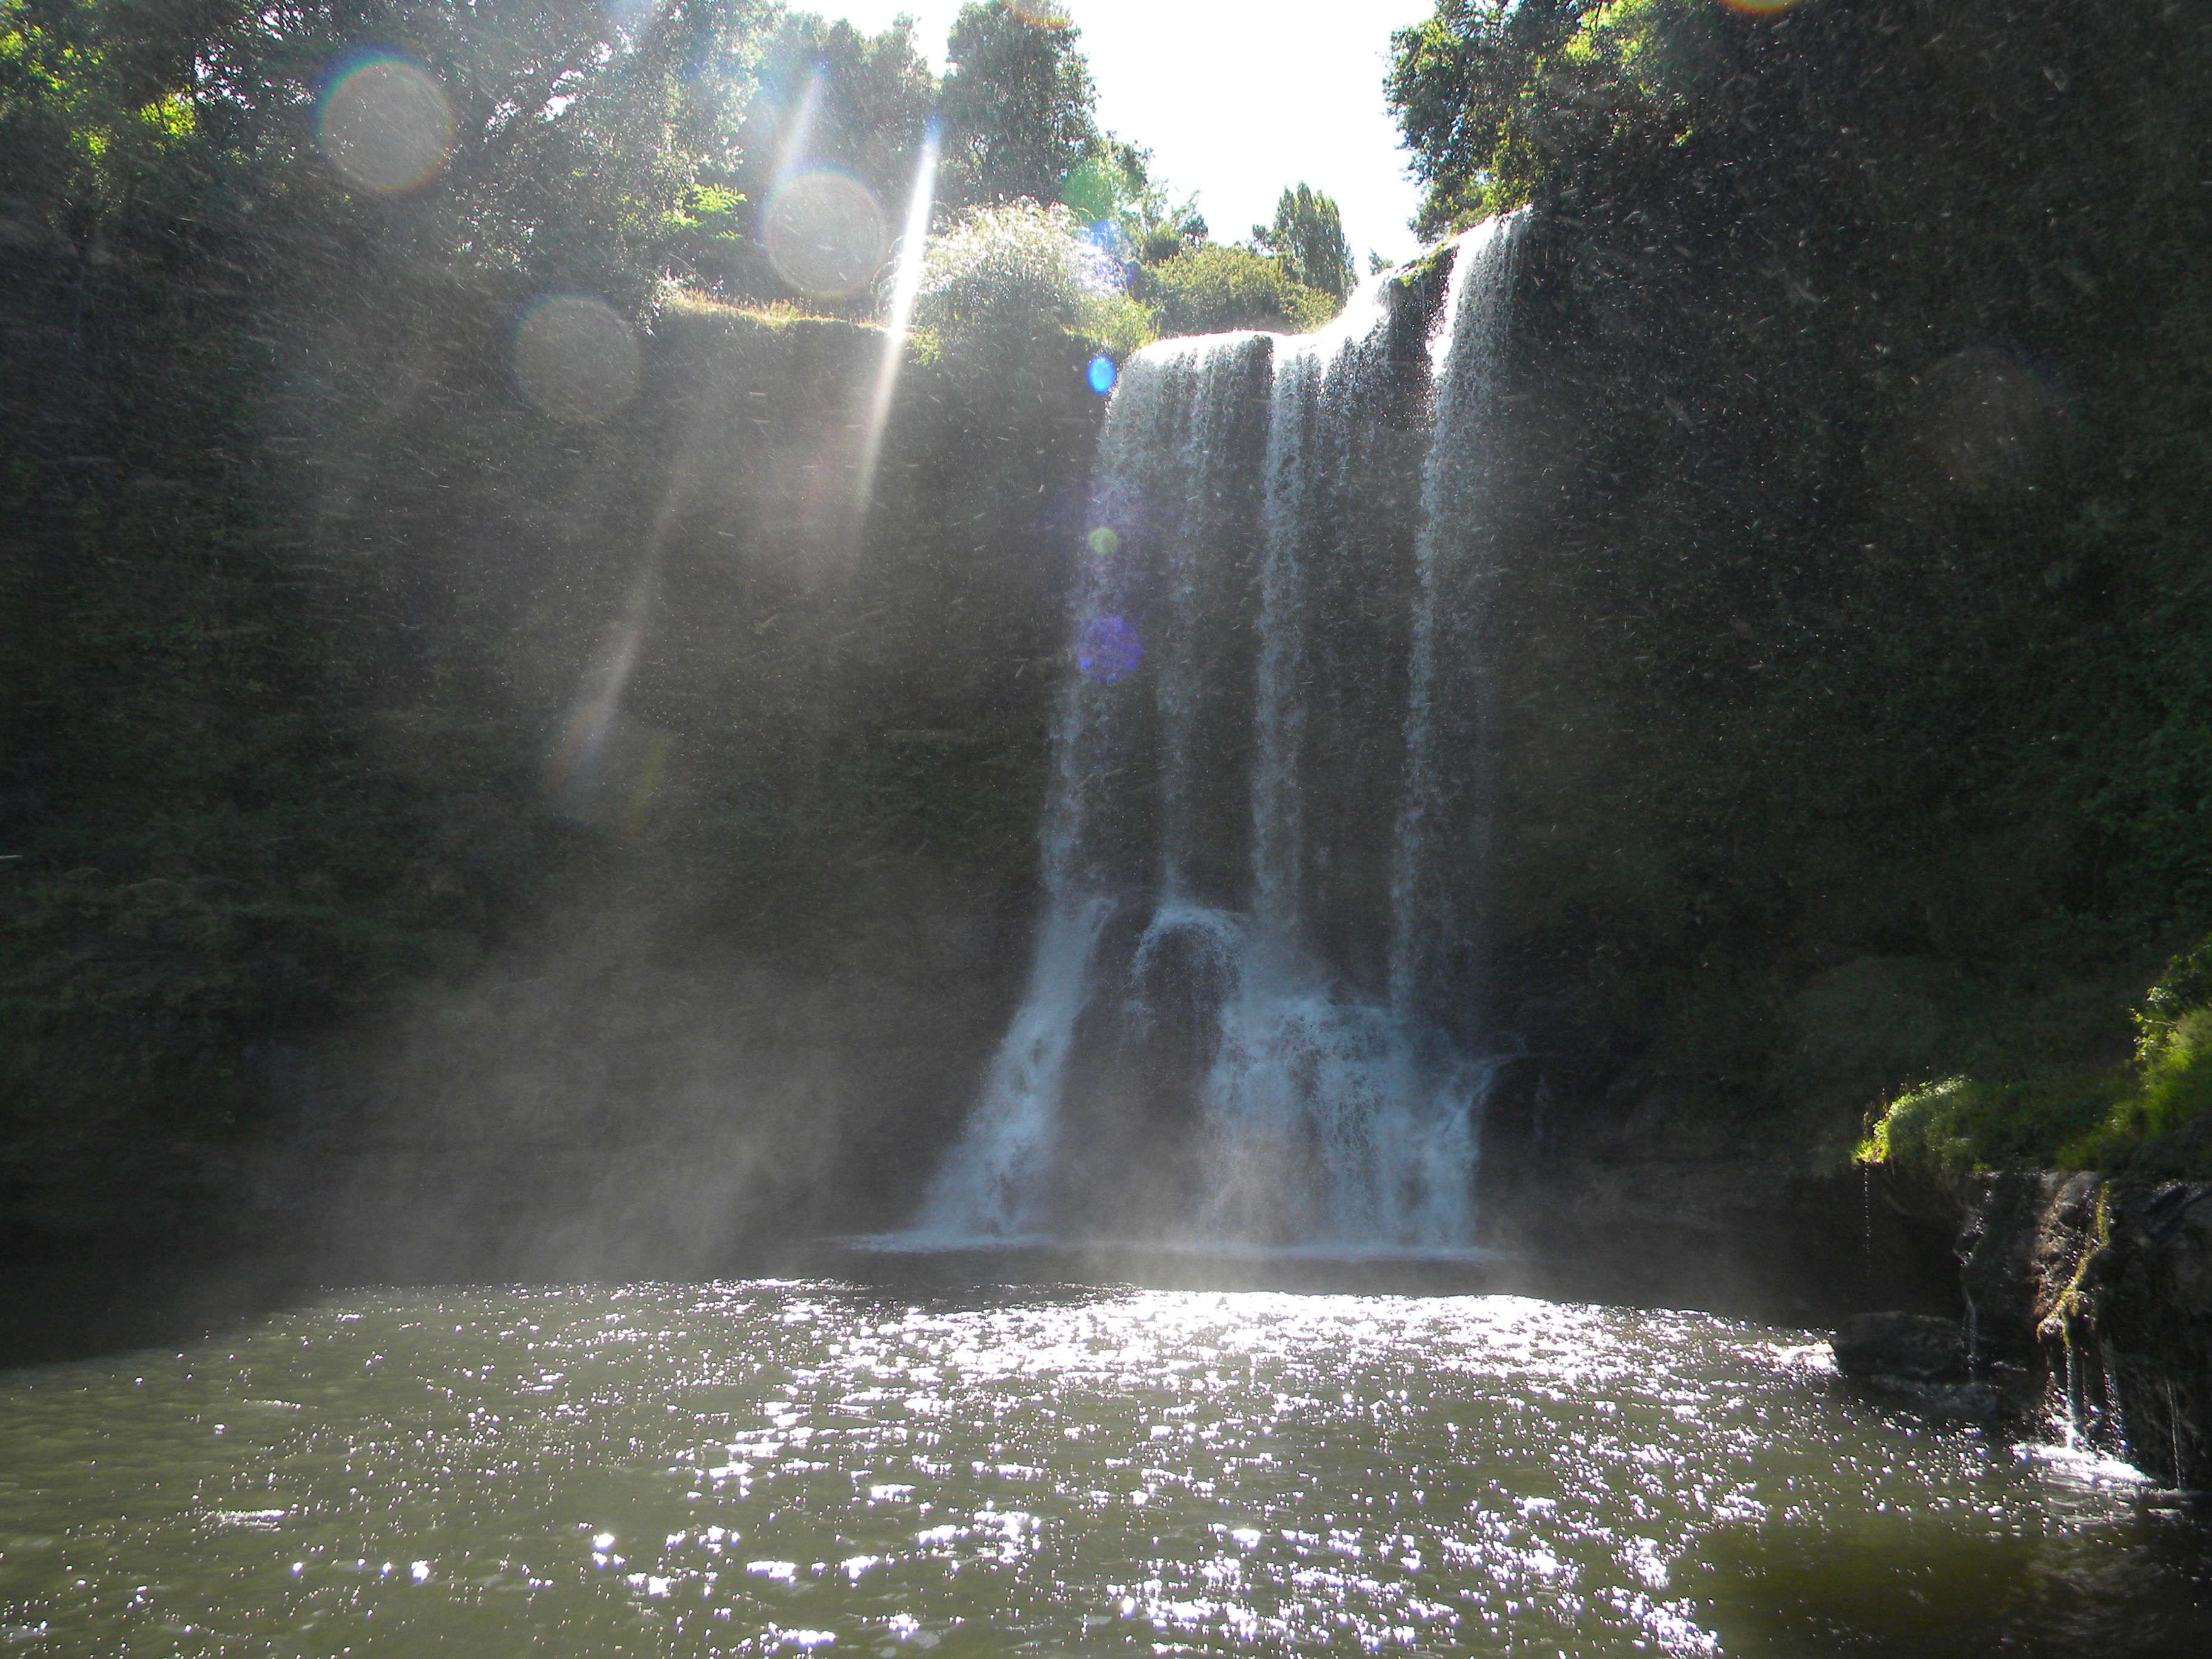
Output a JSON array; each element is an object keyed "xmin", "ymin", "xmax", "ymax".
[
  {"xmin": 0, "ymin": 244, "xmax": 1107, "ymax": 1284},
  {"xmin": 252, "ymin": 298, "xmax": 1109, "ymax": 1281},
  {"xmin": 1960, "ymin": 1173, "xmax": 2212, "ymax": 1486}
]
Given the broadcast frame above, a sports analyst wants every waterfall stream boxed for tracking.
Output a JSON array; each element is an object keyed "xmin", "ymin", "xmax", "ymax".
[{"xmin": 914, "ymin": 214, "xmax": 1528, "ymax": 1250}]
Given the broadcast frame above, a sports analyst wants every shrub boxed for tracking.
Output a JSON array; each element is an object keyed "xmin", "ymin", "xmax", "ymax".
[
  {"xmin": 1141, "ymin": 244, "xmax": 1338, "ymax": 338},
  {"xmin": 914, "ymin": 199, "xmax": 1153, "ymax": 360},
  {"xmin": 2060, "ymin": 973, "xmax": 2212, "ymax": 1169}
]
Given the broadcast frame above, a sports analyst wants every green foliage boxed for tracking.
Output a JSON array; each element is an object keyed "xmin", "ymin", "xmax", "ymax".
[
  {"xmin": 1857, "ymin": 1073, "xmax": 2128, "ymax": 1183},
  {"xmin": 1140, "ymin": 244, "xmax": 1336, "ymax": 338},
  {"xmin": 2135, "ymin": 942, "xmax": 2212, "ymax": 1062},
  {"xmin": 1387, "ymin": 0, "xmax": 1595, "ymax": 232},
  {"xmin": 2056, "ymin": 949, "xmax": 2212, "ymax": 1170},
  {"xmin": 1251, "ymin": 183, "xmax": 1355, "ymax": 301},
  {"xmin": 914, "ymin": 198, "xmax": 1151, "ymax": 361},
  {"xmin": 940, "ymin": 0, "xmax": 1101, "ymax": 209},
  {"xmin": 1854, "ymin": 944, "xmax": 2212, "ymax": 1180},
  {"xmin": 1061, "ymin": 138, "xmax": 1206, "ymax": 265},
  {"xmin": 2090, "ymin": 1008, "xmax": 2212, "ymax": 1154},
  {"xmin": 1386, "ymin": 0, "xmax": 1724, "ymax": 235}
]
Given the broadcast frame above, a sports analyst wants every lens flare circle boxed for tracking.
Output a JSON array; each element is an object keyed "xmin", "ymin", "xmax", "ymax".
[
  {"xmin": 1087, "ymin": 355, "xmax": 1118, "ymax": 397},
  {"xmin": 764, "ymin": 169, "xmax": 888, "ymax": 299},
  {"xmin": 317, "ymin": 53, "xmax": 454, "ymax": 193},
  {"xmin": 511, "ymin": 293, "xmax": 640, "ymax": 423},
  {"xmin": 1087, "ymin": 526, "xmax": 1119, "ymax": 559},
  {"xmin": 1077, "ymin": 613, "xmax": 1141, "ymax": 683}
]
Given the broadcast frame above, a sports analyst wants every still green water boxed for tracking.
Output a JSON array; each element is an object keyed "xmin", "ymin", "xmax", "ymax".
[{"xmin": 1, "ymin": 1281, "xmax": 2205, "ymax": 1657}]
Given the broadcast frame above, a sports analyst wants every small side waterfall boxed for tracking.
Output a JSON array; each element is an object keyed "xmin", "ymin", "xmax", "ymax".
[{"xmin": 913, "ymin": 214, "xmax": 1527, "ymax": 1251}]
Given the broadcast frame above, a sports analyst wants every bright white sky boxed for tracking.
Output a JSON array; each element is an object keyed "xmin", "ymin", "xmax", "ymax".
[{"xmin": 818, "ymin": 1, "xmax": 1438, "ymax": 266}]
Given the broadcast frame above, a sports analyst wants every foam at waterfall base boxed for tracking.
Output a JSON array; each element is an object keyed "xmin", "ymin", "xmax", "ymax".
[
  {"xmin": 848, "ymin": 1233, "xmax": 1502, "ymax": 1264},
  {"xmin": 895, "ymin": 893, "xmax": 1501, "ymax": 1253}
]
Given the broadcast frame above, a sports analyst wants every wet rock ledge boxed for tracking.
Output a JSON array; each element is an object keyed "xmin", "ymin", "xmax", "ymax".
[
  {"xmin": 1842, "ymin": 1175, "xmax": 2212, "ymax": 1487},
  {"xmin": 1957, "ymin": 1173, "xmax": 2212, "ymax": 1487}
]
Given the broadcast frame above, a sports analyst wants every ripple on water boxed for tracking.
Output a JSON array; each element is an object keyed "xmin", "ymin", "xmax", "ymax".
[{"xmin": 0, "ymin": 1282, "xmax": 2207, "ymax": 1657}]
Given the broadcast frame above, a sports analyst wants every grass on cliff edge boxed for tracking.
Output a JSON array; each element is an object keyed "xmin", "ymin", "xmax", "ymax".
[{"xmin": 1858, "ymin": 942, "xmax": 2212, "ymax": 1181}]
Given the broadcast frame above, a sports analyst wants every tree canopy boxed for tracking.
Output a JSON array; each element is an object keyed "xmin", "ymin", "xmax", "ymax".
[
  {"xmin": 939, "ymin": 0, "xmax": 1100, "ymax": 210},
  {"xmin": 1251, "ymin": 183, "xmax": 1355, "ymax": 301}
]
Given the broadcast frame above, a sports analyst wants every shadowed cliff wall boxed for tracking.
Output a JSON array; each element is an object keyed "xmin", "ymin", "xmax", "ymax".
[{"xmin": 1, "ymin": 228, "xmax": 1104, "ymax": 1276}]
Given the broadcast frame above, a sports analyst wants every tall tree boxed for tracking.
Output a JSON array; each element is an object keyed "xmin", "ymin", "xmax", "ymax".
[
  {"xmin": 684, "ymin": 11, "xmax": 937, "ymax": 302},
  {"xmin": 737, "ymin": 14, "xmax": 936, "ymax": 201},
  {"xmin": 1252, "ymin": 183, "xmax": 1355, "ymax": 300},
  {"xmin": 1386, "ymin": 0, "xmax": 1601, "ymax": 235},
  {"xmin": 938, "ymin": 0, "xmax": 1100, "ymax": 209}
]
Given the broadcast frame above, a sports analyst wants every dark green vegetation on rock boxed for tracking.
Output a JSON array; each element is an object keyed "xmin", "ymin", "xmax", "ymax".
[
  {"xmin": 1389, "ymin": 0, "xmax": 2212, "ymax": 1182},
  {"xmin": 0, "ymin": 0, "xmax": 1110, "ymax": 1263}
]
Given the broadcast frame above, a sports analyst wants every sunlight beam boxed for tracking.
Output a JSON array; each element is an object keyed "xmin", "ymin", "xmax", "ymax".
[{"xmin": 851, "ymin": 119, "xmax": 942, "ymax": 522}]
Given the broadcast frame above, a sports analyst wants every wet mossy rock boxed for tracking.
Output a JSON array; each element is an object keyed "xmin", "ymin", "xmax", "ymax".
[{"xmin": 1960, "ymin": 1173, "xmax": 2212, "ymax": 1487}]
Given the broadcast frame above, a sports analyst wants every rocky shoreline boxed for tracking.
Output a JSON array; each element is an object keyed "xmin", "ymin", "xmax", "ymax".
[{"xmin": 1816, "ymin": 1173, "xmax": 2211, "ymax": 1488}]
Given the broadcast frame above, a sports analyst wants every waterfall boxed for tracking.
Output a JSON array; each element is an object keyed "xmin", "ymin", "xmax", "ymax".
[
  {"xmin": 911, "ymin": 214, "xmax": 1527, "ymax": 1252},
  {"xmin": 1391, "ymin": 213, "xmax": 1525, "ymax": 1027}
]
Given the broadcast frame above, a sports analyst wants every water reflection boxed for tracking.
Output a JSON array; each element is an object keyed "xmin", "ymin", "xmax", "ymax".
[{"xmin": 0, "ymin": 1283, "xmax": 2204, "ymax": 1657}]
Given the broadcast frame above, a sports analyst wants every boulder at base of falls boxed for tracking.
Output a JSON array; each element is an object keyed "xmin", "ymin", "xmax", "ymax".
[
  {"xmin": 1831, "ymin": 1311, "xmax": 1967, "ymax": 1381},
  {"xmin": 1831, "ymin": 1312, "xmax": 2020, "ymax": 1419}
]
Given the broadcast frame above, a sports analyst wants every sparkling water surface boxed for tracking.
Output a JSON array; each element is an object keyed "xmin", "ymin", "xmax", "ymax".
[{"xmin": 2, "ymin": 1280, "xmax": 2205, "ymax": 1657}]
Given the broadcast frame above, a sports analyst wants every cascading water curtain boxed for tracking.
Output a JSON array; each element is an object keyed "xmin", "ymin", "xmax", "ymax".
[
  {"xmin": 911, "ymin": 214, "xmax": 1527, "ymax": 1251},
  {"xmin": 910, "ymin": 335, "xmax": 1268, "ymax": 1241}
]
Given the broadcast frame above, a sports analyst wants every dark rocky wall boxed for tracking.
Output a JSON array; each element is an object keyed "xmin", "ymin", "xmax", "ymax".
[
  {"xmin": 1, "ymin": 235, "xmax": 1106, "ymax": 1288},
  {"xmin": 1960, "ymin": 1171, "xmax": 2212, "ymax": 1487},
  {"xmin": 1456, "ymin": 0, "xmax": 2212, "ymax": 1175}
]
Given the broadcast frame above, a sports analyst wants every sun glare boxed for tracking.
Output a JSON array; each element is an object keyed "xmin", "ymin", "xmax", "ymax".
[{"xmin": 852, "ymin": 122, "xmax": 943, "ymax": 519}]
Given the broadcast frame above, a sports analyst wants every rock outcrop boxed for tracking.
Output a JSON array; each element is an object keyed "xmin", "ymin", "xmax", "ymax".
[
  {"xmin": 1959, "ymin": 1172, "xmax": 2212, "ymax": 1487},
  {"xmin": 1832, "ymin": 1310, "xmax": 1966, "ymax": 1380}
]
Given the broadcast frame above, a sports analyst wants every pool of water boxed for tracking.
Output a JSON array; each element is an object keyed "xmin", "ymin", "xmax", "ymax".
[{"xmin": 1, "ymin": 1278, "xmax": 2205, "ymax": 1656}]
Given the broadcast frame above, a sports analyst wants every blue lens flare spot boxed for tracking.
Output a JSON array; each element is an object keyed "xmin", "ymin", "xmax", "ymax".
[
  {"xmin": 1078, "ymin": 613, "xmax": 1142, "ymax": 683},
  {"xmin": 1087, "ymin": 355, "xmax": 1117, "ymax": 397}
]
